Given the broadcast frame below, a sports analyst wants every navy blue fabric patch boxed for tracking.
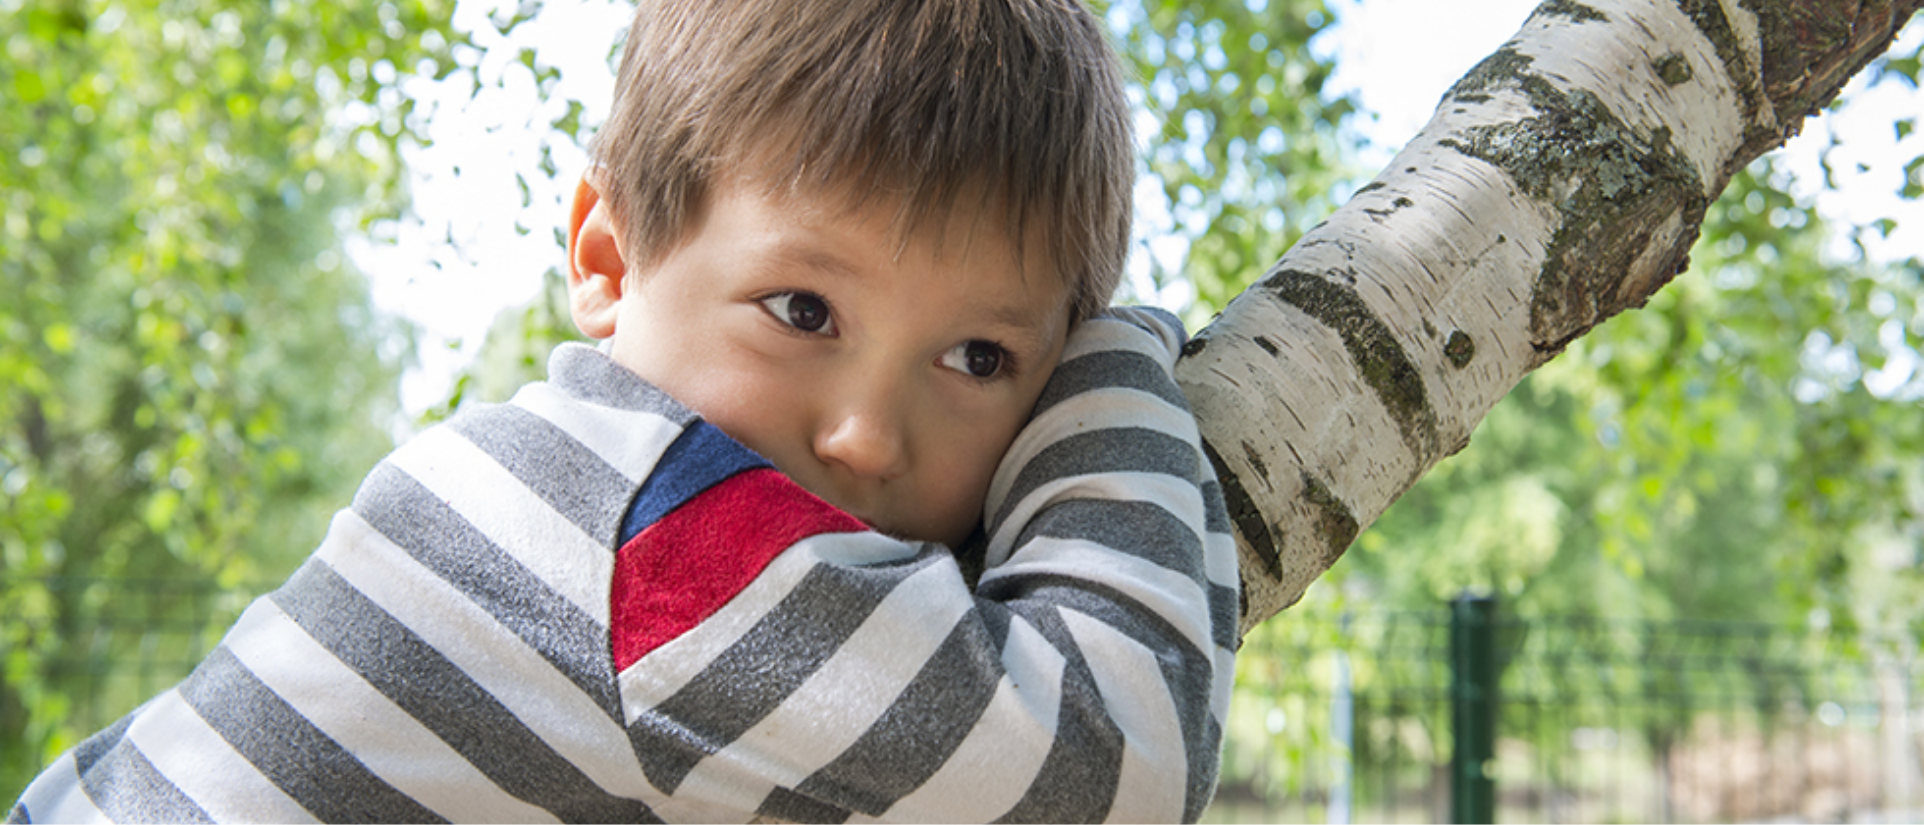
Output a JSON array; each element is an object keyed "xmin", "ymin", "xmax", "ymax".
[{"xmin": 619, "ymin": 421, "xmax": 771, "ymax": 546}]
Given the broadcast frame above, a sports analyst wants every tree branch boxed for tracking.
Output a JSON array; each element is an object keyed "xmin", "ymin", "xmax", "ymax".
[{"xmin": 1181, "ymin": 0, "xmax": 1922, "ymax": 636}]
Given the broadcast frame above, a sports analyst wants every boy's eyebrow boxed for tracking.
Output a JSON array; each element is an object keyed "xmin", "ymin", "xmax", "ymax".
[{"xmin": 767, "ymin": 242, "xmax": 864, "ymax": 284}]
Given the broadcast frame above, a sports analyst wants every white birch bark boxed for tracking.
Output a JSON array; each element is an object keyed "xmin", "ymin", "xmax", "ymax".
[{"xmin": 1184, "ymin": 0, "xmax": 1923, "ymax": 636}]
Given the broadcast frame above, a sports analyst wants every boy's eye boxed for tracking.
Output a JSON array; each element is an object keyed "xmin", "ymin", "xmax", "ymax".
[
  {"xmin": 940, "ymin": 340, "xmax": 1008, "ymax": 379},
  {"xmin": 760, "ymin": 291, "xmax": 836, "ymax": 335}
]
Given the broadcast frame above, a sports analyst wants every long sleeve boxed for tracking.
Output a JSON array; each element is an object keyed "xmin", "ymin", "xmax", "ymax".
[
  {"xmin": 9, "ymin": 309, "xmax": 1237, "ymax": 824},
  {"xmin": 613, "ymin": 308, "xmax": 1238, "ymax": 823}
]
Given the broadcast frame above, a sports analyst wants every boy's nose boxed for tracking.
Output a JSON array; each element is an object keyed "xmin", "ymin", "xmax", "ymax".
[{"xmin": 814, "ymin": 406, "xmax": 909, "ymax": 482}]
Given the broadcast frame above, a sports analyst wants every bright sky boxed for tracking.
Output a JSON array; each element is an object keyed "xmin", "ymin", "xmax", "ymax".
[{"xmin": 352, "ymin": 0, "xmax": 1922, "ymax": 417}]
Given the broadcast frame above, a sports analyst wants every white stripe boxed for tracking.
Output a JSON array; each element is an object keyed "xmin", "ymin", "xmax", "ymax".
[
  {"xmin": 222, "ymin": 599, "xmax": 560, "ymax": 824},
  {"xmin": 509, "ymin": 381, "xmax": 684, "ymax": 482},
  {"xmin": 1212, "ymin": 646, "xmax": 1237, "ymax": 727},
  {"xmin": 987, "ymin": 472, "xmax": 1207, "ymax": 568},
  {"xmin": 1059, "ymin": 609, "xmax": 1187, "ymax": 824},
  {"xmin": 1203, "ymin": 529, "xmax": 1239, "ymax": 591},
  {"xmin": 386, "ymin": 426, "xmax": 610, "ymax": 625},
  {"xmin": 316, "ymin": 510, "xmax": 661, "ymax": 804},
  {"xmin": 645, "ymin": 796, "xmax": 764, "ymax": 824},
  {"xmin": 671, "ymin": 560, "xmax": 972, "ymax": 809},
  {"xmin": 126, "ymin": 689, "xmax": 317, "ymax": 823},
  {"xmin": 616, "ymin": 531, "xmax": 922, "ymax": 720},
  {"xmin": 981, "ymin": 536, "xmax": 1215, "ymax": 662},
  {"xmin": 15, "ymin": 752, "xmax": 109, "ymax": 824},
  {"xmin": 877, "ymin": 614, "xmax": 1065, "ymax": 822},
  {"xmin": 1062, "ymin": 313, "xmax": 1182, "ymax": 365}
]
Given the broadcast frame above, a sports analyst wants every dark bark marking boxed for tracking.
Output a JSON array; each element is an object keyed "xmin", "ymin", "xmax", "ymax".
[
  {"xmin": 1445, "ymin": 330, "xmax": 1476, "ymax": 369},
  {"xmin": 1739, "ymin": 0, "xmax": 1855, "ymax": 116},
  {"xmin": 1240, "ymin": 440, "xmax": 1269, "ymax": 483},
  {"xmin": 1437, "ymin": 68, "xmax": 1708, "ymax": 359},
  {"xmin": 1258, "ymin": 268, "xmax": 1441, "ymax": 462},
  {"xmin": 1538, "ymin": 0, "xmax": 1610, "ymax": 23},
  {"xmin": 1253, "ymin": 335, "xmax": 1280, "ymax": 356},
  {"xmin": 1203, "ymin": 438, "xmax": 1281, "ymax": 598},
  {"xmin": 1654, "ymin": 52, "xmax": 1694, "ymax": 85},
  {"xmin": 1362, "ymin": 196, "xmax": 1412, "ymax": 222},
  {"xmin": 1180, "ymin": 337, "xmax": 1207, "ymax": 358},
  {"xmin": 1677, "ymin": 0, "xmax": 1777, "ymax": 163},
  {"xmin": 1300, "ymin": 471, "xmax": 1359, "ymax": 568}
]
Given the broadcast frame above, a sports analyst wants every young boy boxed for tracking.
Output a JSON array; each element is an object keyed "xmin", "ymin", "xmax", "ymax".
[{"xmin": 9, "ymin": 0, "xmax": 1239, "ymax": 822}]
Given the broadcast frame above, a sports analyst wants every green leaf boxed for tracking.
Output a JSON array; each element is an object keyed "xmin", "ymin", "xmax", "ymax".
[{"xmin": 13, "ymin": 70, "xmax": 46, "ymax": 104}]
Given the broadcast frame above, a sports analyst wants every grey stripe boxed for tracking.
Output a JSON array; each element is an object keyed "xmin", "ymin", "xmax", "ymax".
[
  {"xmin": 79, "ymin": 740, "xmax": 212, "ymax": 824},
  {"xmin": 448, "ymin": 403, "xmax": 637, "ymax": 546},
  {"xmin": 991, "ymin": 606, "xmax": 1122, "ymax": 824},
  {"xmin": 1211, "ymin": 581, "xmax": 1241, "ymax": 653},
  {"xmin": 546, "ymin": 344, "xmax": 697, "ymax": 423},
  {"xmin": 792, "ymin": 615, "xmax": 1002, "ymax": 815},
  {"xmin": 1031, "ymin": 349, "xmax": 1190, "ymax": 419},
  {"xmin": 988, "ymin": 427, "xmax": 1200, "ymax": 539},
  {"xmin": 1194, "ymin": 714, "xmax": 1226, "ymax": 822},
  {"xmin": 72, "ymin": 712, "xmax": 135, "ymax": 776},
  {"xmin": 755, "ymin": 787, "xmax": 852, "ymax": 824},
  {"xmin": 180, "ymin": 646, "xmax": 443, "ymax": 823},
  {"xmin": 1200, "ymin": 479, "xmax": 1231, "ymax": 535},
  {"xmin": 352, "ymin": 462, "xmax": 621, "ymax": 719},
  {"xmin": 7, "ymin": 799, "xmax": 25, "ymax": 823},
  {"xmin": 629, "ymin": 549, "xmax": 947, "ymax": 794},
  {"xmin": 272, "ymin": 561, "xmax": 660, "ymax": 824},
  {"xmin": 1012, "ymin": 498, "xmax": 1206, "ymax": 583},
  {"xmin": 984, "ymin": 575, "xmax": 1217, "ymax": 821}
]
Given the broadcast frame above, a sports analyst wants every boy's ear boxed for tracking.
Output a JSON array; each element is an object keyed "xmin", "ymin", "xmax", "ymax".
[{"xmin": 567, "ymin": 175, "xmax": 628, "ymax": 340}]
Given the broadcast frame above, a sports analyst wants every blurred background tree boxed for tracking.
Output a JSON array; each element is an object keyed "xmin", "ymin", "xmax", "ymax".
[
  {"xmin": 3, "ymin": 0, "xmax": 1921, "ymax": 810},
  {"xmin": 0, "ymin": 0, "xmax": 466, "ymax": 801}
]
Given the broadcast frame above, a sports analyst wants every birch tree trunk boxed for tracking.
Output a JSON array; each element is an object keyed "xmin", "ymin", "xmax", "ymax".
[{"xmin": 1184, "ymin": 0, "xmax": 1924, "ymax": 636}]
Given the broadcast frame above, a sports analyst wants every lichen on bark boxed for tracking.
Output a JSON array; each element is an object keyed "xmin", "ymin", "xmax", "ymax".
[
  {"xmin": 1676, "ymin": 0, "xmax": 1777, "ymax": 162},
  {"xmin": 1538, "ymin": 0, "xmax": 1610, "ymax": 23},
  {"xmin": 1439, "ymin": 66, "xmax": 1707, "ymax": 358},
  {"xmin": 1258, "ymin": 268, "xmax": 1441, "ymax": 463}
]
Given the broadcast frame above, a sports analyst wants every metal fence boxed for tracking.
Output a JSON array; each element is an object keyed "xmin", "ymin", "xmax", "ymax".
[
  {"xmin": 5, "ymin": 577, "xmax": 1922, "ymax": 823},
  {"xmin": 0, "ymin": 574, "xmax": 260, "ymax": 804},
  {"xmin": 1211, "ymin": 598, "xmax": 1924, "ymax": 823}
]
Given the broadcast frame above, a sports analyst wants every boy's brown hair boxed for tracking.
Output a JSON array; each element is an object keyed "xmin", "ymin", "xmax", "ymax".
[{"xmin": 591, "ymin": 0, "xmax": 1133, "ymax": 321}]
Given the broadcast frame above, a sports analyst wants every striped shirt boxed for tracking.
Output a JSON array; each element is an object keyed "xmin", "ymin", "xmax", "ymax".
[{"xmin": 10, "ymin": 308, "xmax": 1239, "ymax": 823}]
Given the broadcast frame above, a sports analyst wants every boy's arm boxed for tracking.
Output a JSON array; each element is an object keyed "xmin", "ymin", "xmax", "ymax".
[
  {"xmin": 619, "ymin": 307, "xmax": 1238, "ymax": 823},
  {"xmin": 7, "ymin": 312, "xmax": 1232, "ymax": 825}
]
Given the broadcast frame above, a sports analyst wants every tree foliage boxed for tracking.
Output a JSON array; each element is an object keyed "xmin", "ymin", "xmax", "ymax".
[
  {"xmin": 5, "ymin": 0, "xmax": 1922, "ymax": 810},
  {"xmin": 0, "ymin": 0, "xmax": 466, "ymax": 800}
]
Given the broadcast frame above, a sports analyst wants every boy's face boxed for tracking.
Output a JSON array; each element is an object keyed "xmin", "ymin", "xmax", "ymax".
[{"xmin": 568, "ymin": 176, "xmax": 1073, "ymax": 548}]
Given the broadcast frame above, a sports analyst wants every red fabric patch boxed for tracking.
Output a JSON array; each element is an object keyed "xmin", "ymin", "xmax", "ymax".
[{"xmin": 610, "ymin": 468, "xmax": 867, "ymax": 672}]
